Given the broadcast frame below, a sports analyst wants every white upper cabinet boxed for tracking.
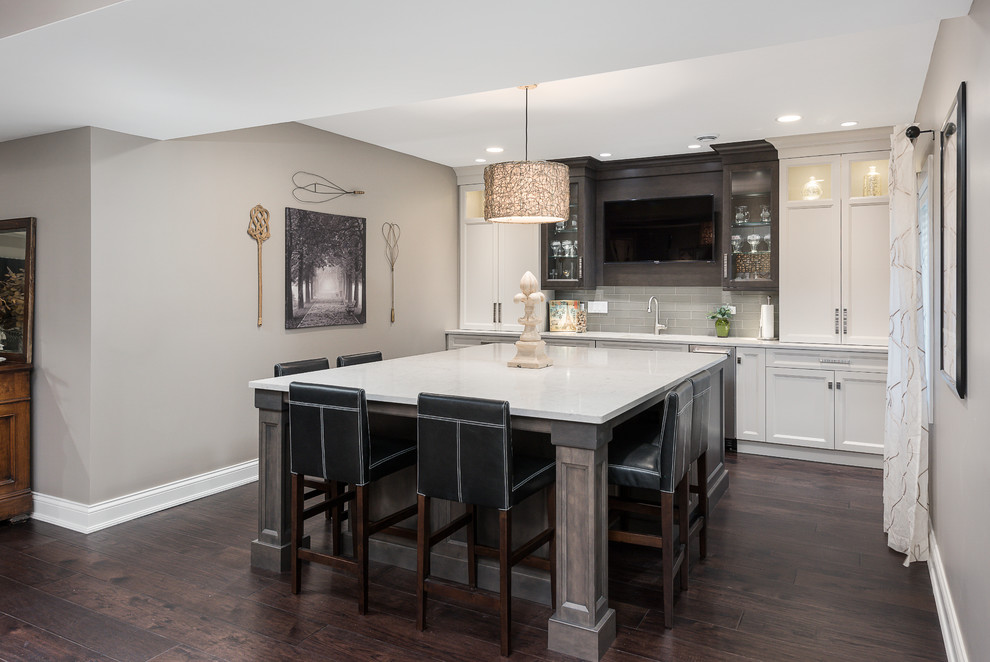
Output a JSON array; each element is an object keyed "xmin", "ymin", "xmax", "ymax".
[{"xmin": 773, "ymin": 129, "xmax": 891, "ymax": 346}]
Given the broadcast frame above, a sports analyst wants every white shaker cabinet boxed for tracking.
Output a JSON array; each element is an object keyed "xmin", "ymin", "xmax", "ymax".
[
  {"xmin": 773, "ymin": 130, "xmax": 890, "ymax": 346},
  {"xmin": 459, "ymin": 183, "xmax": 542, "ymax": 331},
  {"xmin": 734, "ymin": 347, "xmax": 766, "ymax": 442}
]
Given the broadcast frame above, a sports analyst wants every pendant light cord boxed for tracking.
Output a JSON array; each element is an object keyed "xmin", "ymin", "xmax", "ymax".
[{"xmin": 524, "ymin": 86, "xmax": 529, "ymax": 161}]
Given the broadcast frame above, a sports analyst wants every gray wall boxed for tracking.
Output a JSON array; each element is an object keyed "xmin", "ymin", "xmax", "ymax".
[
  {"xmin": 1, "ymin": 123, "xmax": 458, "ymax": 505},
  {"xmin": 551, "ymin": 286, "xmax": 777, "ymax": 338},
  {"xmin": 916, "ymin": 2, "xmax": 990, "ymax": 659},
  {"xmin": 0, "ymin": 128, "xmax": 94, "ymax": 503}
]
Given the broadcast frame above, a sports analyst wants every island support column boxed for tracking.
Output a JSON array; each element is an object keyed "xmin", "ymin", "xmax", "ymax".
[
  {"xmin": 251, "ymin": 388, "xmax": 293, "ymax": 572},
  {"xmin": 547, "ymin": 420, "xmax": 616, "ymax": 661}
]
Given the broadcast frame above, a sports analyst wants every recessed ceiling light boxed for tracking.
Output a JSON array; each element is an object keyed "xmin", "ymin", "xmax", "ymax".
[
  {"xmin": 776, "ymin": 114, "xmax": 802, "ymax": 123},
  {"xmin": 475, "ymin": 158, "xmax": 487, "ymax": 163},
  {"xmin": 599, "ymin": 152, "xmax": 612, "ymax": 158},
  {"xmin": 840, "ymin": 121, "xmax": 858, "ymax": 127},
  {"xmin": 687, "ymin": 144, "xmax": 702, "ymax": 150},
  {"xmin": 486, "ymin": 146, "xmax": 504, "ymax": 153}
]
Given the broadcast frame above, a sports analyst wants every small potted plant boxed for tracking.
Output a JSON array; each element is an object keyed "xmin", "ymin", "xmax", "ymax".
[{"xmin": 707, "ymin": 304, "xmax": 734, "ymax": 338}]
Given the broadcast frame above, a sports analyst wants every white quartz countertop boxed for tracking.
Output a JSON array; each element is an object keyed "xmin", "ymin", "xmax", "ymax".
[
  {"xmin": 446, "ymin": 329, "xmax": 888, "ymax": 353},
  {"xmin": 249, "ymin": 343, "xmax": 727, "ymax": 425}
]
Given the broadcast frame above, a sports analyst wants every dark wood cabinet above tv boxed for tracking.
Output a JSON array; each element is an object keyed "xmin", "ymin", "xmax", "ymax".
[{"xmin": 549, "ymin": 144, "xmax": 778, "ymax": 289}]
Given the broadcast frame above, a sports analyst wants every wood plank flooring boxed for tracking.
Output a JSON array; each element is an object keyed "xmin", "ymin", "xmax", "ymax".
[{"xmin": 0, "ymin": 453, "xmax": 946, "ymax": 661}]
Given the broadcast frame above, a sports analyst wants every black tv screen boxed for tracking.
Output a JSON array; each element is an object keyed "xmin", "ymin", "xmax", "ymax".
[{"xmin": 603, "ymin": 194, "xmax": 715, "ymax": 263}]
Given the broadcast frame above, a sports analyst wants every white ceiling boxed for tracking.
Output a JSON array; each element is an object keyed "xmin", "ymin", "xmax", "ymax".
[{"xmin": 0, "ymin": 0, "xmax": 972, "ymax": 166}]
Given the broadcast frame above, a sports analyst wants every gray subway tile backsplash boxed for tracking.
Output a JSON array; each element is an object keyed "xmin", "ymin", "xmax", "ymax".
[{"xmin": 551, "ymin": 286, "xmax": 779, "ymax": 338}]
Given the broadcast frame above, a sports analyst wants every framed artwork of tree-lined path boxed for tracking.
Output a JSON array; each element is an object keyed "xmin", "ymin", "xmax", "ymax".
[{"xmin": 284, "ymin": 207, "xmax": 366, "ymax": 329}]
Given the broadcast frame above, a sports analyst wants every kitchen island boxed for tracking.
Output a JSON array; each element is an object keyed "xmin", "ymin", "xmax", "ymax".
[{"xmin": 249, "ymin": 342, "xmax": 727, "ymax": 661}]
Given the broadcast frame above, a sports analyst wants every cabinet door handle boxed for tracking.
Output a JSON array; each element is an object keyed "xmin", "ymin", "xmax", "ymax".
[
  {"xmin": 834, "ymin": 308, "xmax": 840, "ymax": 335},
  {"xmin": 497, "ymin": 302, "xmax": 502, "ymax": 323},
  {"xmin": 578, "ymin": 257, "xmax": 583, "ymax": 279},
  {"xmin": 723, "ymin": 254, "xmax": 728, "ymax": 278},
  {"xmin": 737, "ymin": 357, "xmax": 742, "ymax": 364},
  {"xmin": 828, "ymin": 381, "xmax": 833, "ymax": 390},
  {"xmin": 836, "ymin": 381, "xmax": 842, "ymax": 390},
  {"xmin": 493, "ymin": 302, "xmax": 497, "ymax": 324},
  {"xmin": 842, "ymin": 308, "xmax": 848, "ymax": 335}
]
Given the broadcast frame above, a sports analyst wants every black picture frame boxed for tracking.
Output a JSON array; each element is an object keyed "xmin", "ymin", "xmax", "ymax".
[
  {"xmin": 940, "ymin": 82, "xmax": 966, "ymax": 399},
  {"xmin": 284, "ymin": 207, "xmax": 367, "ymax": 329}
]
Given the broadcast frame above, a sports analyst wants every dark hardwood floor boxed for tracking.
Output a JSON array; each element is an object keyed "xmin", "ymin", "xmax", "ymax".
[{"xmin": 0, "ymin": 453, "xmax": 946, "ymax": 661}]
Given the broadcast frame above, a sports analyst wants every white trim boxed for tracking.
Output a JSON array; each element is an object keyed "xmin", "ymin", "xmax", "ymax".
[
  {"xmin": 735, "ymin": 440, "xmax": 882, "ymax": 468},
  {"xmin": 31, "ymin": 460, "xmax": 258, "ymax": 534},
  {"xmin": 929, "ymin": 528, "xmax": 969, "ymax": 662}
]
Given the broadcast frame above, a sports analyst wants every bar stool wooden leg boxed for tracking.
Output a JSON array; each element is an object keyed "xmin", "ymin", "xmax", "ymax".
[
  {"xmin": 661, "ymin": 492, "xmax": 675, "ymax": 629},
  {"xmin": 698, "ymin": 453, "xmax": 709, "ymax": 560},
  {"xmin": 291, "ymin": 473, "xmax": 304, "ymax": 595},
  {"xmin": 677, "ymin": 478, "xmax": 690, "ymax": 591},
  {"xmin": 355, "ymin": 484, "xmax": 370, "ymax": 615},
  {"xmin": 330, "ymin": 480, "xmax": 342, "ymax": 556},
  {"xmin": 499, "ymin": 508, "xmax": 512, "ymax": 657},
  {"xmin": 466, "ymin": 504, "xmax": 477, "ymax": 588},
  {"xmin": 416, "ymin": 494, "xmax": 430, "ymax": 631}
]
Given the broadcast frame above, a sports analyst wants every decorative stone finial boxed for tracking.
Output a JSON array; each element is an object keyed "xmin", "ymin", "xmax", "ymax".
[{"xmin": 507, "ymin": 271, "xmax": 553, "ymax": 369}]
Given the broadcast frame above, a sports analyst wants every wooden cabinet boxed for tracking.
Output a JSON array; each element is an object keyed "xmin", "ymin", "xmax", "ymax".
[
  {"xmin": 774, "ymin": 130, "xmax": 890, "ymax": 346},
  {"xmin": 0, "ymin": 364, "xmax": 32, "ymax": 522},
  {"xmin": 734, "ymin": 347, "xmax": 766, "ymax": 442},
  {"xmin": 714, "ymin": 141, "xmax": 779, "ymax": 290},
  {"xmin": 765, "ymin": 349, "xmax": 885, "ymax": 455},
  {"xmin": 542, "ymin": 159, "xmax": 597, "ymax": 289},
  {"xmin": 459, "ymin": 184, "xmax": 542, "ymax": 332}
]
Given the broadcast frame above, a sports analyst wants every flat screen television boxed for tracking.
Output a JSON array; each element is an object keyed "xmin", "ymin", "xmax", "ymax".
[{"xmin": 603, "ymin": 194, "xmax": 716, "ymax": 263}]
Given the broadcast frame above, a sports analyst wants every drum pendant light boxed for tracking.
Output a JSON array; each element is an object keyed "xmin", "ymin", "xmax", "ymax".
[{"xmin": 484, "ymin": 85, "xmax": 569, "ymax": 224}]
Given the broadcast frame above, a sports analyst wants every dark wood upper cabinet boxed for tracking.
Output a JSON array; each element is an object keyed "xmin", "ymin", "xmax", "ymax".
[
  {"xmin": 543, "ymin": 157, "xmax": 598, "ymax": 289},
  {"xmin": 0, "ymin": 217, "xmax": 36, "ymax": 363},
  {"xmin": 712, "ymin": 141, "xmax": 779, "ymax": 291}
]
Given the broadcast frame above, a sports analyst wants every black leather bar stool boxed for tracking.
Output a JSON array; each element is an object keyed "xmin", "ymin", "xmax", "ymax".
[
  {"xmin": 607, "ymin": 379, "xmax": 694, "ymax": 629},
  {"xmin": 289, "ymin": 382, "xmax": 417, "ymax": 614},
  {"xmin": 687, "ymin": 370, "xmax": 712, "ymax": 569},
  {"xmin": 336, "ymin": 351, "xmax": 383, "ymax": 367},
  {"xmin": 274, "ymin": 357, "xmax": 330, "ymax": 376},
  {"xmin": 416, "ymin": 393, "xmax": 556, "ymax": 657}
]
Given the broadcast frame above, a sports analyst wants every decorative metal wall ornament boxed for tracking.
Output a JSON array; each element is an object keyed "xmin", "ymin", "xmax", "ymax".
[
  {"xmin": 381, "ymin": 222, "xmax": 400, "ymax": 323},
  {"xmin": 291, "ymin": 171, "xmax": 365, "ymax": 204},
  {"xmin": 247, "ymin": 204, "xmax": 271, "ymax": 326}
]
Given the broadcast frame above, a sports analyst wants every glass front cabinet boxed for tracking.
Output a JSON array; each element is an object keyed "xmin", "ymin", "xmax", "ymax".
[
  {"xmin": 716, "ymin": 141, "xmax": 779, "ymax": 290},
  {"xmin": 542, "ymin": 158, "xmax": 597, "ymax": 289}
]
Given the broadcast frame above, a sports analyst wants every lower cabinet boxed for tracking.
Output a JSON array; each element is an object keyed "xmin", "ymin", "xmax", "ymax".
[
  {"xmin": 766, "ymin": 365, "xmax": 885, "ymax": 455},
  {"xmin": 0, "ymin": 365, "xmax": 33, "ymax": 522},
  {"xmin": 734, "ymin": 347, "xmax": 766, "ymax": 442}
]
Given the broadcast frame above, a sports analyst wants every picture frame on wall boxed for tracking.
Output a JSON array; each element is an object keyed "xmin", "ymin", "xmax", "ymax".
[{"xmin": 940, "ymin": 81, "xmax": 966, "ymax": 399}]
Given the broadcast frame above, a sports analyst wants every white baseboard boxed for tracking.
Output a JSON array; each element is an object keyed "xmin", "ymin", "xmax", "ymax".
[
  {"xmin": 31, "ymin": 460, "xmax": 258, "ymax": 534},
  {"xmin": 735, "ymin": 440, "xmax": 883, "ymax": 468},
  {"xmin": 929, "ymin": 528, "xmax": 969, "ymax": 662}
]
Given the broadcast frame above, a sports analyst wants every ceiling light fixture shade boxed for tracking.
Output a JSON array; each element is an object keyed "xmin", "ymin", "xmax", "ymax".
[
  {"xmin": 484, "ymin": 84, "xmax": 569, "ymax": 224},
  {"xmin": 484, "ymin": 160, "xmax": 570, "ymax": 223}
]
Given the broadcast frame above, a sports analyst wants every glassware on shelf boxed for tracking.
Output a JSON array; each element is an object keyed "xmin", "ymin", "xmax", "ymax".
[
  {"xmin": 747, "ymin": 233, "xmax": 761, "ymax": 254},
  {"xmin": 561, "ymin": 240, "xmax": 574, "ymax": 257},
  {"xmin": 863, "ymin": 165, "xmax": 881, "ymax": 196},
  {"xmin": 802, "ymin": 176, "xmax": 824, "ymax": 200},
  {"xmin": 569, "ymin": 240, "xmax": 578, "ymax": 257},
  {"xmin": 555, "ymin": 220, "xmax": 565, "ymax": 232},
  {"xmin": 763, "ymin": 233, "xmax": 771, "ymax": 251},
  {"xmin": 551, "ymin": 240, "xmax": 562, "ymax": 257},
  {"xmin": 760, "ymin": 205, "xmax": 771, "ymax": 222},
  {"xmin": 731, "ymin": 235, "xmax": 743, "ymax": 253},
  {"xmin": 570, "ymin": 214, "xmax": 578, "ymax": 230},
  {"xmin": 735, "ymin": 206, "xmax": 750, "ymax": 223}
]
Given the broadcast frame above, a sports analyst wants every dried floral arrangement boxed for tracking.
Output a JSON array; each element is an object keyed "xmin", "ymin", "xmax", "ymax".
[{"xmin": 0, "ymin": 267, "xmax": 25, "ymax": 329}]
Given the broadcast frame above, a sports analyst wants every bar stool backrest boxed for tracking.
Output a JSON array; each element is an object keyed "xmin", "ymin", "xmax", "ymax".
[
  {"xmin": 274, "ymin": 358, "xmax": 330, "ymax": 377},
  {"xmin": 289, "ymin": 382, "xmax": 371, "ymax": 486},
  {"xmin": 336, "ymin": 351, "xmax": 383, "ymax": 367},
  {"xmin": 417, "ymin": 393, "xmax": 513, "ymax": 510},
  {"xmin": 658, "ymin": 380, "xmax": 694, "ymax": 494},
  {"xmin": 688, "ymin": 370, "xmax": 712, "ymax": 463}
]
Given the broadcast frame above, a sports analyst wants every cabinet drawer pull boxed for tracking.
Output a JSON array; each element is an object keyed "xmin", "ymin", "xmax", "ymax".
[
  {"xmin": 843, "ymin": 308, "xmax": 848, "ymax": 335},
  {"xmin": 834, "ymin": 308, "xmax": 840, "ymax": 335},
  {"xmin": 819, "ymin": 358, "xmax": 851, "ymax": 365},
  {"xmin": 828, "ymin": 381, "xmax": 833, "ymax": 390},
  {"xmin": 737, "ymin": 357, "xmax": 742, "ymax": 364}
]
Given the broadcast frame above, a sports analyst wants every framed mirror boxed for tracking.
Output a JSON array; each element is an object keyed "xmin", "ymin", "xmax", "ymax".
[
  {"xmin": 940, "ymin": 83, "xmax": 966, "ymax": 399},
  {"xmin": 0, "ymin": 217, "xmax": 36, "ymax": 364}
]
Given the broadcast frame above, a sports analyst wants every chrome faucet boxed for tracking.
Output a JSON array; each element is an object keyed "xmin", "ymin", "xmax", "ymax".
[{"xmin": 647, "ymin": 296, "xmax": 667, "ymax": 334}]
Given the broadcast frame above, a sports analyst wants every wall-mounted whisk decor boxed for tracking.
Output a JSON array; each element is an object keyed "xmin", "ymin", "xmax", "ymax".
[
  {"xmin": 247, "ymin": 204, "xmax": 271, "ymax": 326},
  {"xmin": 382, "ymin": 222, "xmax": 400, "ymax": 323},
  {"xmin": 292, "ymin": 171, "xmax": 365, "ymax": 204}
]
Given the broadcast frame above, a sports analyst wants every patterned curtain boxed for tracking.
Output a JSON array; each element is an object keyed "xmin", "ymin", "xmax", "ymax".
[{"xmin": 884, "ymin": 125, "xmax": 930, "ymax": 565}]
